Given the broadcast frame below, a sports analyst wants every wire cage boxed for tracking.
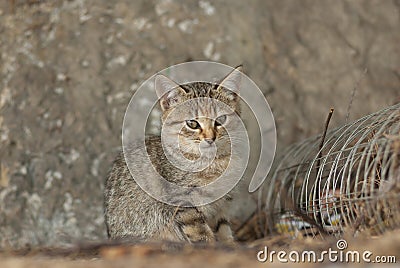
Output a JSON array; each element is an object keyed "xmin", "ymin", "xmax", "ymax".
[{"xmin": 261, "ymin": 103, "xmax": 400, "ymax": 239}]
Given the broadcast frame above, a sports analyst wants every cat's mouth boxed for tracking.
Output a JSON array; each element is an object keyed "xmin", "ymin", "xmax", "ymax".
[{"xmin": 199, "ymin": 140, "xmax": 217, "ymax": 157}]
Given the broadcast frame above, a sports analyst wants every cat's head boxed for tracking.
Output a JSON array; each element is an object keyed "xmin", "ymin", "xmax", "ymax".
[{"xmin": 155, "ymin": 66, "xmax": 242, "ymax": 159}]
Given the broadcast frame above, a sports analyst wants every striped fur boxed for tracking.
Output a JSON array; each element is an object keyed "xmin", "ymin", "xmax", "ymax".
[{"xmin": 104, "ymin": 67, "xmax": 242, "ymax": 244}]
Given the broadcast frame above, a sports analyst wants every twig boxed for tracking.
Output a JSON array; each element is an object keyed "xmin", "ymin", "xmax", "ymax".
[
  {"xmin": 345, "ymin": 68, "xmax": 368, "ymax": 123},
  {"xmin": 316, "ymin": 108, "xmax": 334, "ymax": 173}
]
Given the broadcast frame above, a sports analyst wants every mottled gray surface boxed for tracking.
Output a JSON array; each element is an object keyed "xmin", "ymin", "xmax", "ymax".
[{"xmin": 0, "ymin": 0, "xmax": 399, "ymax": 247}]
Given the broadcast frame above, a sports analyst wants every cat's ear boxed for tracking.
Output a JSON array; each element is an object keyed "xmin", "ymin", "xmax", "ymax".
[
  {"xmin": 155, "ymin": 74, "xmax": 186, "ymax": 111},
  {"xmin": 217, "ymin": 65, "xmax": 242, "ymax": 101}
]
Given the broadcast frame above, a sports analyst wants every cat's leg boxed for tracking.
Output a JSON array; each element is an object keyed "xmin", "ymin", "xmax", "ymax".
[
  {"xmin": 173, "ymin": 207, "xmax": 215, "ymax": 243},
  {"xmin": 214, "ymin": 218, "xmax": 236, "ymax": 245}
]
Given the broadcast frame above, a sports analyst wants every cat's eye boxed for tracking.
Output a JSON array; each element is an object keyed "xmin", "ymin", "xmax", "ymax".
[
  {"xmin": 186, "ymin": 120, "xmax": 201, "ymax": 130},
  {"xmin": 215, "ymin": 115, "xmax": 227, "ymax": 127}
]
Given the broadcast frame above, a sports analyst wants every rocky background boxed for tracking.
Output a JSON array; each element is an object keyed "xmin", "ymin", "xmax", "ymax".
[{"xmin": 0, "ymin": 0, "xmax": 399, "ymax": 248}]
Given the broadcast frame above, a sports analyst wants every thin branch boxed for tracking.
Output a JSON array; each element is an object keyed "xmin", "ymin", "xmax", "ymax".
[
  {"xmin": 345, "ymin": 68, "xmax": 368, "ymax": 123},
  {"xmin": 316, "ymin": 108, "xmax": 334, "ymax": 173}
]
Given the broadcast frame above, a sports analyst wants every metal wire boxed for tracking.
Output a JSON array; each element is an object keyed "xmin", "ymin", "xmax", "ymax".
[{"xmin": 262, "ymin": 103, "xmax": 400, "ymax": 238}]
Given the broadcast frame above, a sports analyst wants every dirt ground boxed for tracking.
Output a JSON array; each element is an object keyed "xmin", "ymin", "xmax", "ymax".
[
  {"xmin": 0, "ymin": 0, "xmax": 399, "ymax": 267},
  {"xmin": 1, "ymin": 231, "xmax": 400, "ymax": 267}
]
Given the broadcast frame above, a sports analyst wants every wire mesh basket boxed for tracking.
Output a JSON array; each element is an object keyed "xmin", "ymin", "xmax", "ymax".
[{"xmin": 260, "ymin": 103, "xmax": 400, "ymax": 238}]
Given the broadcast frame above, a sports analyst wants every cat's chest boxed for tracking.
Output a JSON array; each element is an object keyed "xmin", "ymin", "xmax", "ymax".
[
  {"xmin": 186, "ymin": 157, "xmax": 229, "ymax": 183},
  {"xmin": 200, "ymin": 157, "xmax": 229, "ymax": 174}
]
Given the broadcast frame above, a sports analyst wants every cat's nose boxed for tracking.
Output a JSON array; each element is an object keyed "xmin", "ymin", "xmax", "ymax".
[{"xmin": 204, "ymin": 138, "xmax": 215, "ymax": 144}]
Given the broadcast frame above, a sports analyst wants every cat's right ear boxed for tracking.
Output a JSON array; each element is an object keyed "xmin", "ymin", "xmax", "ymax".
[
  {"xmin": 155, "ymin": 74, "xmax": 185, "ymax": 111},
  {"xmin": 217, "ymin": 65, "xmax": 242, "ymax": 102}
]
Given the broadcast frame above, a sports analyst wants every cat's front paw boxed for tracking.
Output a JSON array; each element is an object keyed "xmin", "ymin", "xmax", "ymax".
[
  {"xmin": 181, "ymin": 222, "xmax": 216, "ymax": 244},
  {"xmin": 174, "ymin": 207, "xmax": 216, "ymax": 244}
]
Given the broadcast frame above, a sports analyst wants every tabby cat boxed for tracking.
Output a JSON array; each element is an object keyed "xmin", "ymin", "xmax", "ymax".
[{"xmin": 104, "ymin": 66, "xmax": 243, "ymax": 244}]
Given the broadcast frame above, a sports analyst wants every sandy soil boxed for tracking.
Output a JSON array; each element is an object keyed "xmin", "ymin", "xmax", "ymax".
[{"xmin": 1, "ymin": 231, "xmax": 400, "ymax": 267}]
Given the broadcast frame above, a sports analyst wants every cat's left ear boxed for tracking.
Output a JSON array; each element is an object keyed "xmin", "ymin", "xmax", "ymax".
[{"xmin": 217, "ymin": 65, "xmax": 243, "ymax": 101}]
